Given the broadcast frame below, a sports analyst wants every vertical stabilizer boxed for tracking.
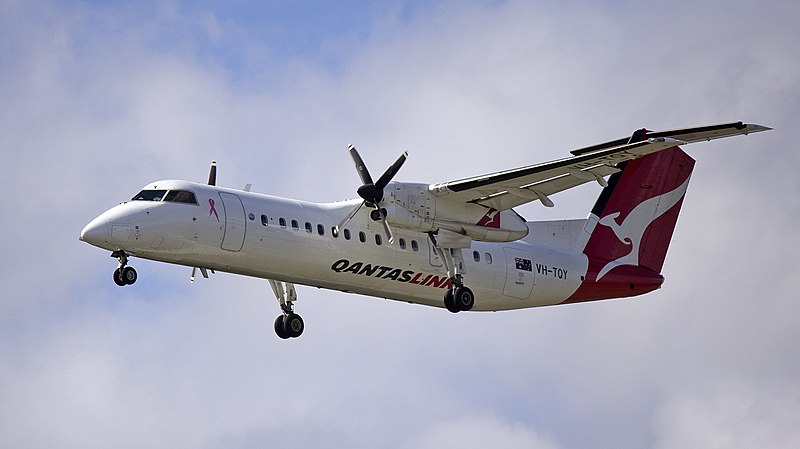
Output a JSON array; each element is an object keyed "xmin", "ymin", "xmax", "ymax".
[{"xmin": 565, "ymin": 145, "xmax": 695, "ymax": 303}]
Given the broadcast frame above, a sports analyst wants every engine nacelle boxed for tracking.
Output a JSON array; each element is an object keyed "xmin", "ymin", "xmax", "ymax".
[{"xmin": 384, "ymin": 182, "xmax": 528, "ymax": 242}]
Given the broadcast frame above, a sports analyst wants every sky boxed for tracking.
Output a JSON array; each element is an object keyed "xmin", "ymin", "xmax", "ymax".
[{"xmin": 1, "ymin": 0, "xmax": 798, "ymax": 447}]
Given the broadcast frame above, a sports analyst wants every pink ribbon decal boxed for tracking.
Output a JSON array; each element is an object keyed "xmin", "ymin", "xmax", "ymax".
[{"xmin": 209, "ymin": 198, "xmax": 219, "ymax": 221}]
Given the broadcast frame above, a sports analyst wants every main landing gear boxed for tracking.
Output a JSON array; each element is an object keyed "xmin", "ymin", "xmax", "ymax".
[
  {"xmin": 444, "ymin": 285, "xmax": 475, "ymax": 313},
  {"xmin": 269, "ymin": 280, "xmax": 304, "ymax": 339},
  {"xmin": 111, "ymin": 250, "xmax": 137, "ymax": 286},
  {"xmin": 430, "ymin": 234, "xmax": 475, "ymax": 314}
]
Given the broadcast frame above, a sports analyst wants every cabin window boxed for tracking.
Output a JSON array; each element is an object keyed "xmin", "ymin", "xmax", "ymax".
[
  {"xmin": 399, "ymin": 238, "xmax": 406, "ymax": 249},
  {"xmin": 359, "ymin": 231, "xmax": 366, "ymax": 243},
  {"xmin": 317, "ymin": 224, "xmax": 325, "ymax": 236},
  {"xmin": 485, "ymin": 253, "xmax": 493, "ymax": 264},
  {"xmin": 375, "ymin": 234, "xmax": 382, "ymax": 245},
  {"xmin": 305, "ymin": 222, "xmax": 312, "ymax": 233},
  {"xmin": 163, "ymin": 190, "xmax": 198, "ymax": 205},
  {"xmin": 261, "ymin": 214, "xmax": 268, "ymax": 226},
  {"xmin": 131, "ymin": 189, "xmax": 167, "ymax": 201},
  {"xmin": 473, "ymin": 251, "xmax": 480, "ymax": 262},
  {"xmin": 279, "ymin": 217, "xmax": 286, "ymax": 228},
  {"xmin": 411, "ymin": 240, "xmax": 419, "ymax": 252},
  {"xmin": 332, "ymin": 227, "xmax": 339, "ymax": 238},
  {"xmin": 344, "ymin": 229, "xmax": 351, "ymax": 240},
  {"xmin": 291, "ymin": 219, "xmax": 299, "ymax": 230}
]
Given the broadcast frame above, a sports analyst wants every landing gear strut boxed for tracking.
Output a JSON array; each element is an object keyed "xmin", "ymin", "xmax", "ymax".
[
  {"xmin": 430, "ymin": 233, "xmax": 475, "ymax": 313},
  {"xmin": 269, "ymin": 280, "xmax": 304, "ymax": 339},
  {"xmin": 111, "ymin": 250, "xmax": 137, "ymax": 286}
]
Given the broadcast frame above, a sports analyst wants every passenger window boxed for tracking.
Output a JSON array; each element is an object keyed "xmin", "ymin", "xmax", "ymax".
[
  {"xmin": 261, "ymin": 214, "xmax": 268, "ymax": 226},
  {"xmin": 131, "ymin": 189, "xmax": 167, "ymax": 201},
  {"xmin": 317, "ymin": 224, "xmax": 325, "ymax": 236},
  {"xmin": 332, "ymin": 227, "xmax": 339, "ymax": 238},
  {"xmin": 305, "ymin": 222, "xmax": 312, "ymax": 233},
  {"xmin": 399, "ymin": 238, "xmax": 406, "ymax": 249},
  {"xmin": 344, "ymin": 229, "xmax": 351, "ymax": 240},
  {"xmin": 485, "ymin": 253, "xmax": 493, "ymax": 264},
  {"xmin": 473, "ymin": 251, "xmax": 480, "ymax": 262},
  {"xmin": 411, "ymin": 240, "xmax": 419, "ymax": 252},
  {"xmin": 291, "ymin": 219, "xmax": 299, "ymax": 230},
  {"xmin": 375, "ymin": 234, "xmax": 382, "ymax": 245},
  {"xmin": 279, "ymin": 217, "xmax": 286, "ymax": 228},
  {"xmin": 359, "ymin": 231, "xmax": 366, "ymax": 243},
  {"xmin": 163, "ymin": 190, "xmax": 198, "ymax": 204}
]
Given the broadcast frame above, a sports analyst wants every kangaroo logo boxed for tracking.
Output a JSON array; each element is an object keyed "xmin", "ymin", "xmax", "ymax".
[
  {"xmin": 595, "ymin": 176, "xmax": 690, "ymax": 280},
  {"xmin": 476, "ymin": 208, "xmax": 501, "ymax": 228}
]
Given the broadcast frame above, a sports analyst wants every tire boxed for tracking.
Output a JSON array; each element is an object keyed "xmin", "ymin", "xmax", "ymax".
[
  {"xmin": 274, "ymin": 315, "xmax": 290, "ymax": 339},
  {"xmin": 113, "ymin": 268, "xmax": 126, "ymax": 286},
  {"xmin": 444, "ymin": 289, "xmax": 460, "ymax": 313},
  {"xmin": 121, "ymin": 266, "xmax": 137, "ymax": 285},
  {"xmin": 283, "ymin": 314, "xmax": 304, "ymax": 338},
  {"xmin": 454, "ymin": 286, "xmax": 475, "ymax": 311}
]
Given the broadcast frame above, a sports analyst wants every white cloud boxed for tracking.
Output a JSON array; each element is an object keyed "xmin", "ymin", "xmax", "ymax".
[
  {"xmin": 402, "ymin": 414, "xmax": 560, "ymax": 449},
  {"xmin": 653, "ymin": 380, "xmax": 800, "ymax": 449},
  {"xmin": 1, "ymin": 0, "xmax": 799, "ymax": 448}
]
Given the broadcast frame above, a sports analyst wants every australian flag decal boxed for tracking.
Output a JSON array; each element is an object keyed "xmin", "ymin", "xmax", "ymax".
[{"xmin": 515, "ymin": 257, "xmax": 532, "ymax": 272}]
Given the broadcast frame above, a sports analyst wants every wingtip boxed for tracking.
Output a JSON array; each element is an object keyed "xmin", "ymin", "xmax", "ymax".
[{"xmin": 743, "ymin": 123, "xmax": 773, "ymax": 134}]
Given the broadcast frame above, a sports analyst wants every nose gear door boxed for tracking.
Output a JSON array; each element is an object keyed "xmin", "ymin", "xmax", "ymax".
[{"xmin": 219, "ymin": 192, "xmax": 246, "ymax": 252}]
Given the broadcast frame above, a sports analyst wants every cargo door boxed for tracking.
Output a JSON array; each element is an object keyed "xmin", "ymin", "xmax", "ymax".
[{"xmin": 503, "ymin": 247, "xmax": 535, "ymax": 299}]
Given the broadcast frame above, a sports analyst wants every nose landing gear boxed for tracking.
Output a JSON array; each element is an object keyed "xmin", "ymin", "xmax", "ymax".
[
  {"xmin": 111, "ymin": 250, "xmax": 137, "ymax": 286},
  {"xmin": 269, "ymin": 279, "xmax": 304, "ymax": 339}
]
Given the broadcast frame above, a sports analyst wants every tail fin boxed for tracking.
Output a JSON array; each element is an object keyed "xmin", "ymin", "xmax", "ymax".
[{"xmin": 565, "ymin": 145, "xmax": 695, "ymax": 303}]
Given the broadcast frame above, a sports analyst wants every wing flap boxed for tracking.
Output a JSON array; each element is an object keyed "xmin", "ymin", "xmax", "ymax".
[
  {"xmin": 430, "ymin": 137, "xmax": 681, "ymax": 205},
  {"xmin": 472, "ymin": 164, "xmax": 620, "ymax": 210},
  {"xmin": 429, "ymin": 122, "xmax": 769, "ymax": 211}
]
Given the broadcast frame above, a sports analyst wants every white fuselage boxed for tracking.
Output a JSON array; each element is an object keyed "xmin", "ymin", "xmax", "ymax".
[{"xmin": 82, "ymin": 180, "xmax": 591, "ymax": 311}]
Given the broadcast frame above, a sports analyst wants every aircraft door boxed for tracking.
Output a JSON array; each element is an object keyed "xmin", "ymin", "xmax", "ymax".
[
  {"xmin": 502, "ymin": 247, "xmax": 535, "ymax": 299},
  {"xmin": 219, "ymin": 192, "xmax": 246, "ymax": 252}
]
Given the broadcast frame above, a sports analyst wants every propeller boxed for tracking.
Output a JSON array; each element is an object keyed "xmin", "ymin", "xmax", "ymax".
[
  {"xmin": 336, "ymin": 145, "xmax": 408, "ymax": 243},
  {"xmin": 207, "ymin": 160, "xmax": 217, "ymax": 186}
]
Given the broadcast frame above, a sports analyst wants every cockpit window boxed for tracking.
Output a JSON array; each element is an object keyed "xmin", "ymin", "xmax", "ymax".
[
  {"xmin": 164, "ymin": 190, "xmax": 198, "ymax": 205},
  {"xmin": 131, "ymin": 189, "xmax": 167, "ymax": 201}
]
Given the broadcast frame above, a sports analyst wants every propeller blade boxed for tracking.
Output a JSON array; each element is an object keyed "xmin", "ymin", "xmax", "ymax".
[
  {"xmin": 380, "ymin": 214, "xmax": 394, "ymax": 244},
  {"xmin": 375, "ymin": 151, "xmax": 408, "ymax": 189},
  {"xmin": 207, "ymin": 160, "xmax": 217, "ymax": 186},
  {"xmin": 348, "ymin": 145, "xmax": 374, "ymax": 186},
  {"xmin": 335, "ymin": 201, "xmax": 364, "ymax": 234}
]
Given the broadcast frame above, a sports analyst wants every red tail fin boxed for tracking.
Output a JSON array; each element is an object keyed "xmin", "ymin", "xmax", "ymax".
[{"xmin": 565, "ymin": 146, "xmax": 695, "ymax": 303}]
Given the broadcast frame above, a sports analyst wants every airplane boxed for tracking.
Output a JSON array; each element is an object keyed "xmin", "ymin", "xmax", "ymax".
[{"xmin": 80, "ymin": 121, "xmax": 769, "ymax": 339}]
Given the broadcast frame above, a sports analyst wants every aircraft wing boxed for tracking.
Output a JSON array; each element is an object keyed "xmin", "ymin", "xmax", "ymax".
[{"xmin": 428, "ymin": 122, "xmax": 770, "ymax": 211}]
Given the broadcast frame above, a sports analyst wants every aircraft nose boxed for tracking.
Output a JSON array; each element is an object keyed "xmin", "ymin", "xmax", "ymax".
[{"xmin": 80, "ymin": 216, "xmax": 108, "ymax": 246}]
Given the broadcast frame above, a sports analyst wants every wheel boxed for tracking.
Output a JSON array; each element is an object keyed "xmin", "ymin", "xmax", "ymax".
[
  {"xmin": 454, "ymin": 286, "xmax": 475, "ymax": 311},
  {"xmin": 274, "ymin": 315, "xmax": 290, "ymax": 339},
  {"xmin": 444, "ymin": 289, "xmax": 460, "ymax": 313},
  {"xmin": 113, "ymin": 268, "xmax": 126, "ymax": 286},
  {"xmin": 121, "ymin": 266, "xmax": 137, "ymax": 285},
  {"xmin": 283, "ymin": 313, "xmax": 304, "ymax": 338}
]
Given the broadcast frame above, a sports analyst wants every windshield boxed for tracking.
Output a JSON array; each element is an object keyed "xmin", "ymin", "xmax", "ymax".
[
  {"xmin": 131, "ymin": 189, "xmax": 167, "ymax": 201},
  {"xmin": 163, "ymin": 190, "xmax": 198, "ymax": 205}
]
